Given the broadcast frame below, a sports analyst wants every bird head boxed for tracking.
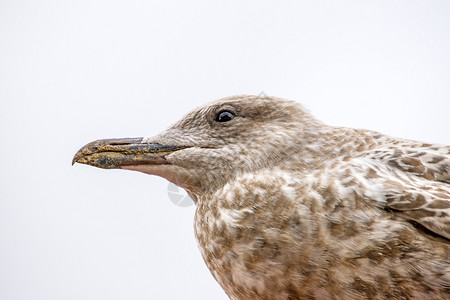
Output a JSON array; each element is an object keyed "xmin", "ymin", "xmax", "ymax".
[{"xmin": 73, "ymin": 95, "xmax": 322, "ymax": 198}]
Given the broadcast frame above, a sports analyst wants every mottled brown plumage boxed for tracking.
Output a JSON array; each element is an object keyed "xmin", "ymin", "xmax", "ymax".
[{"xmin": 73, "ymin": 95, "xmax": 450, "ymax": 299}]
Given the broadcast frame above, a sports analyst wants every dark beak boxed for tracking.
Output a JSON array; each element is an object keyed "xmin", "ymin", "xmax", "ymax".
[{"xmin": 72, "ymin": 138, "xmax": 188, "ymax": 169}]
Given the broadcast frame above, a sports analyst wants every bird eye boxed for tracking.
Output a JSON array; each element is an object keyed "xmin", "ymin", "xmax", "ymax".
[{"xmin": 215, "ymin": 110, "xmax": 235, "ymax": 122}]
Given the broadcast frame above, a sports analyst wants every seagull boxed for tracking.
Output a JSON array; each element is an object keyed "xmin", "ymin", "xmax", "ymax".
[{"xmin": 73, "ymin": 95, "xmax": 450, "ymax": 299}]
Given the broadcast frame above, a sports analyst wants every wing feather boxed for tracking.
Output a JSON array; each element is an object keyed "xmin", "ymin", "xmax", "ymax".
[
  {"xmin": 369, "ymin": 142, "xmax": 450, "ymax": 183},
  {"xmin": 358, "ymin": 141, "xmax": 450, "ymax": 240}
]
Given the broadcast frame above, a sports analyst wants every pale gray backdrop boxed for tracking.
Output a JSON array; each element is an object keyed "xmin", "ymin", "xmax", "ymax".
[{"xmin": 1, "ymin": 1, "xmax": 449, "ymax": 299}]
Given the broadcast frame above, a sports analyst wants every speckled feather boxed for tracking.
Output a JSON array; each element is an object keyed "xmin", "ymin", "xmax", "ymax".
[{"xmin": 161, "ymin": 96, "xmax": 449, "ymax": 299}]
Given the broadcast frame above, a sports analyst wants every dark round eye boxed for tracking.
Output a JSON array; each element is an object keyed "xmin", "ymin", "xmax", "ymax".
[{"xmin": 215, "ymin": 110, "xmax": 235, "ymax": 122}]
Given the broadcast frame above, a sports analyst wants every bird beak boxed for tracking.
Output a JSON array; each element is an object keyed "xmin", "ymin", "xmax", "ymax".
[{"xmin": 72, "ymin": 138, "xmax": 188, "ymax": 169}]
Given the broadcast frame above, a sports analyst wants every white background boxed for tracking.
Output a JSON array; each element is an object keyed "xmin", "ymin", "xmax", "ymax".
[{"xmin": 1, "ymin": 1, "xmax": 449, "ymax": 299}]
